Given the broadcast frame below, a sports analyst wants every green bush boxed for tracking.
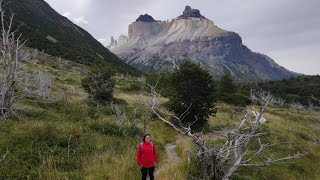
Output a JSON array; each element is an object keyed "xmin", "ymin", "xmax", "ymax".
[
  {"xmin": 219, "ymin": 92, "xmax": 251, "ymax": 106},
  {"xmin": 167, "ymin": 61, "xmax": 217, "ymax": 131},
  {"xmin": 86, "ymin": 100, "xmax": 100, "ymax": 119},
  {"xmin": 119, "ymin": 81, "xmax": 144, "ymax": 92},
  {"xmin": 81, "ymin": 67, "xmax": 116, "ymax": 105}
]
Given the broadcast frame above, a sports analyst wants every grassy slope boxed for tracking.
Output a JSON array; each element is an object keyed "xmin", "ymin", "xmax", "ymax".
[
  {"xmin": 3, "ymin": 0, "xmax": 139, "ymax": 75},
  {"xmin": 0, "ymin": 53, "xmax": 176, "ymax": 179},
  {"xmin": 210, "ymin": 104, "xmax": 320, "ymax": 180},
  {"xmin": 0, "ymin": 53, "xmax": 319, "ymax": 179}
]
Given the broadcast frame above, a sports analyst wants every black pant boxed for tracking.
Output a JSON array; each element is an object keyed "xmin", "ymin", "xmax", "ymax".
[{"xmin": 141, "ymin": 166, "xmax": 155, "ymax": 180}]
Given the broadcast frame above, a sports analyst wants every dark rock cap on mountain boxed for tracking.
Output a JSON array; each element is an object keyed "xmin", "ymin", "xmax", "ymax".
[
  {"xmin": 178, "ymin": 6, "xmax": 205, "ymax": 19},
  {"xmin": 135, "ymin": 14, "xmax": 158, "ymax": 22}
]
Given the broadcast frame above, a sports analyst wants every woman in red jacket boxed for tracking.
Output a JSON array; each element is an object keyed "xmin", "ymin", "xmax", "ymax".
[{"xmin": 136, "ymin": 134, "xmax": 158, "ymax": 180}]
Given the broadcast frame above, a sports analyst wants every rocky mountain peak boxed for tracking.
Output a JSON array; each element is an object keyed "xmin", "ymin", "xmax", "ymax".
[
  {"xmin": 107, "ymin": 36, "xmax": 118, "ymax": 49},
  {"xmin": 135, "ymin": 14, "xmax": 158, "ymax": 23},
  {"xmin": 109, "ymin": 5, "xmax": 298, "ymax": 81},
  {"xmin": 179, "ymin": 6, "xmax": 205, "ymax": 19}
]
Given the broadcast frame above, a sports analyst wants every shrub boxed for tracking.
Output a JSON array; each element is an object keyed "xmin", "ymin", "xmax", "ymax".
[
  {"xmin": 167, "ymin": 61, "xmax": 217, "ymax": 131},
  {"xmin": 81, "ymin": 67, "xmax": 115, "ymax": 105},
  {"xmin": 220, "ymin": 92, "xmax": 251, "ymax": 106}
]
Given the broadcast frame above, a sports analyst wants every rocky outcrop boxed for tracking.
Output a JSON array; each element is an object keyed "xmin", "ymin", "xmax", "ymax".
[
  {"xmin": 178, "ymin": 6, "xmax": 205, "ymax": 19},
  {"xmin": 117, "ymin": 35, "xmax": 128, "ymax": 46},
  {"xmin": 136, "ymin": 14, "xmax": 158, "ymax": 22},
  {"xmin": 128, "ymin": 20, "xmax": 167, "ymax": 40},
  {"xmin": 109, "ymin": 6, "xmax": 299, "ymax": 81},
  {"xmin": 107, "ymin": 36, "xmax": 117, "ymax": 49}
]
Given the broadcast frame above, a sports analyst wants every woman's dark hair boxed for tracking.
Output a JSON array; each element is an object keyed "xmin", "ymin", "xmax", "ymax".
[{"xmin": 142, "ymin": 133, "xmax": 150, "ymax": 142}]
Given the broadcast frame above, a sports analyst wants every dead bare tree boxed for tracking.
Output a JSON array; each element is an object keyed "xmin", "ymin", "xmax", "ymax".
[
  {"xmin": 289, "ymin": 101, "xmax": 305, "ymax": 110},
  {"xmin": 309, "ymin": 95, "xmax": 320, "ymax": 111},
  {"xmin": 311, "ymin": 95, "xmax": 320, "ymax": 103},
  {"xmin": 250, "ymin": 89, "xmax": 285, "ymax": 106},
  {"xmin": 141, "ymin": 80, "xmax": 303, "ymax": 179},
  {"xmin": 141, "ymin": 111, "xmax": 152, "ymax": 134},
  {"xmin": 31, "ymin": 48, "xmax": 38, "ymax": 64},
  {"xmin": 111, "ymin": 101, "xmax": 153, "ymax": 135},
  {"xmin": 308, "ymin": 99, "xmax": 314, "ymax": 110},
  {"xmin": 217, "ymin": 97, "xmax": 303, "ymax": 180},
  {"xmin": 111, "ymin": 103, "xmax": 134, "ymax": 128},
  {"xmin": 19, "ymin": 48, "xmax": 37, "ymax": 64},
  {"xmin": 0, "ymin": 149, "xmax": 9, "ymax": 166},
  {"xmin": 22, "ymin": 70, "xmax": 53, "ymax": 100},
  {"xmin": 0, "ymin": 1, "xmax": 27, "ymax": 119},
  {"xmin": 251, "ymin": 90, "xmax": 319, "ymax": 111},
  {"xmin": 20, "ymin": 48, "xmax": 30, "ymax": 63}
]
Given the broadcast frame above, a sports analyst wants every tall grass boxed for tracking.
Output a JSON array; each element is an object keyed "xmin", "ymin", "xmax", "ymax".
[
  {"xmin": 208, "ymin": 104, "xmax": 320, "ymax": 179},
  {"xmin": 1, "ymin": 52, "xmax": 319, "ymax": 179}
]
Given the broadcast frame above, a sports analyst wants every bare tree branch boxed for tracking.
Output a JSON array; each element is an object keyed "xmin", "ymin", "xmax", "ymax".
[
  {"xmin": 289, "ymin": 101, "xmax": 305, "ymax": 110},
  {"xmin": 0, "ymin": 149, "xmax": 9, "ymax": 166},
  {"xmin": 239, "ymin": 153, "xmax": 304, "ymax": 167},
  {"xmin": 311, "ymin": 94, "xmax": 320, "ymax": 103},
  {"xmin": 142, "ymin": 78, "xmax": 303, "ymax": 179}
]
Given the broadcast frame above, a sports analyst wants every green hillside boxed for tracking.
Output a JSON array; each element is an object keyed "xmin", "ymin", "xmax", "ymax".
[
  {"xmin": 0, "ymin": 52, "xmax": 319, "ymax": 179},
  {"xmin": 2, "ymin": 0, "xmax": 139, "ymax": 75}
]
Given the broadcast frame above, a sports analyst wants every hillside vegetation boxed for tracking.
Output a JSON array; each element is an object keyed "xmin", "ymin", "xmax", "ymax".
[
  {"xmin": 0, "ymin": 53, "xmax": 319, "ymax": 179},
  {"xmin": 3, "ymin": 0, "xmax": 139, "ymax": 75},
  {"xmin": 249, "ymin": 75, "xmax": 320, "ymax": 106}
]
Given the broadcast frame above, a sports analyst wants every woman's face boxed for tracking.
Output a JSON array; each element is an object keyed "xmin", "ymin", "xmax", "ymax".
[{"xmin": 145, "ymin": 135, "xmax": 150, "ymax": 142}]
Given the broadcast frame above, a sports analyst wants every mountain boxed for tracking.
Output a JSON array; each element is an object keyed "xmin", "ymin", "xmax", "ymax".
[
  {"xmin": 136, "ymin": 14, "xmax": 159, "ymax": 23},
  {"xmin": 2, "ymin": 0, "xmax": 139, "ymax": 75},
  {"xmin": 109, "ymin": 6, "xmax": 299, "ymax": 81}
]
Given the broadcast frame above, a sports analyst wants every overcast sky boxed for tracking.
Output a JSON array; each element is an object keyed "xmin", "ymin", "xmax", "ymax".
[{"xmin": 45, "ymin": 0, "xmax": 320, "ymax": 75}]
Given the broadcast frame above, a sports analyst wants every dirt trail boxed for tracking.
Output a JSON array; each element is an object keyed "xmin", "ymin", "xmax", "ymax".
[
  {"xmin": 152, "ymin": 143, "xmax": 181, "ymax": 179},
  {"xmin": 149, "ymin": 131, "xmax": 227, "ymax": 179}
]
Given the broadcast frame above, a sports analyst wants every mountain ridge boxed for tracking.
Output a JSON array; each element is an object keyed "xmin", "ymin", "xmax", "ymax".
[
  {"xmin": 109, "ymin": 6, "xmax": 299, "ymax": 81},
  {"xmin": 2, "ymin": 0, "xmax": 139, "ymax": 75}
]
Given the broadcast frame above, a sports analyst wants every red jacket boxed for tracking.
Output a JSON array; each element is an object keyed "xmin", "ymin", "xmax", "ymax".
[{"xmin": 136, "ymin": 141, "xmax": 158, "ymax": 168}]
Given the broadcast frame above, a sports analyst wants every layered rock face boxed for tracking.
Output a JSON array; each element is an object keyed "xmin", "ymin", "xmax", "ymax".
[{"xmin": 109, "ymin": 6, "xmax": 299, "ymax": 81}]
